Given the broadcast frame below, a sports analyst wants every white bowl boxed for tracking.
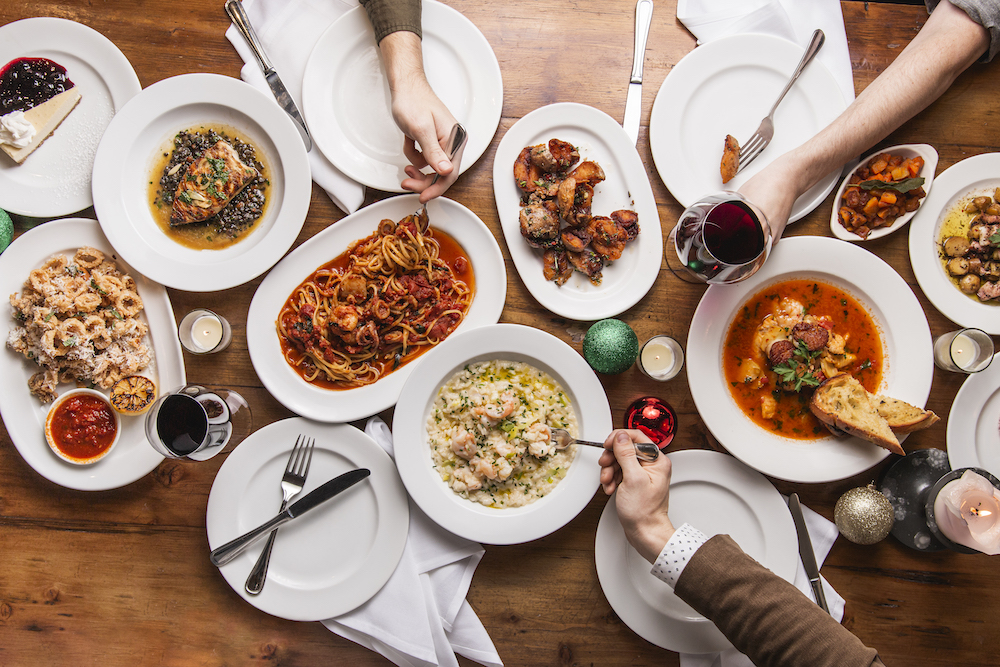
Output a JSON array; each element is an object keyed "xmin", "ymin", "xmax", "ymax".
[
  {"xmin": 45, "ymin": 389, "xmax": 121, "ymax": 465},
  {"xmin": 830, "ymin": 143, "xmax": 938, "ymax": 242}
]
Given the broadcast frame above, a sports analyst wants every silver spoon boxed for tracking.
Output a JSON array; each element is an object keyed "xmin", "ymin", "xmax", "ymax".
[{"xmin": 550, "ymin": 428, "xmax": 660, "ymax": 462}]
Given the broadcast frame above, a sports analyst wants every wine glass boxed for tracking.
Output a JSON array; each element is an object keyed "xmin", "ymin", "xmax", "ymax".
[
  {"xmin": 144, "ymin": 384, "xmax": 252, "ymax": 461},
  {"xmin": 669, "ymin": 192, "xmax": 772, "ymax": 284}
]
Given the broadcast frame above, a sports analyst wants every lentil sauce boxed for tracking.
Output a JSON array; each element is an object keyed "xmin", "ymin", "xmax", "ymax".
[{"xmin": 723, "ymin": 279, "xmax": 884, "ymax": 439}]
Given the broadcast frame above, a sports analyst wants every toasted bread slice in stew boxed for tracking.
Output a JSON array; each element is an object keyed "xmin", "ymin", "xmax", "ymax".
[{"xmin": 810, "ymin": 374, "xmax": 903, "ymax": 455}]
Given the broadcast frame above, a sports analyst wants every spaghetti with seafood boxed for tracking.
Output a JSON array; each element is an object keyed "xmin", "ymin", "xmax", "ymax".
[{"xmin": 276, "ymin": 211, "xmax": 473, "ymax": 388}]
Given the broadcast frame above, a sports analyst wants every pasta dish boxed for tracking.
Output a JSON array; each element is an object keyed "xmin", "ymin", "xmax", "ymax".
[{"xmin": 276, "ymin": 211, "xmax": 473, "ymax": 388}]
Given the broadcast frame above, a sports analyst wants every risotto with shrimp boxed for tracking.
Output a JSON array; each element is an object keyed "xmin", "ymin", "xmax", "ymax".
[{"xmin": 426, "ymin": 360, "xmax": 579, "ymax": 508}]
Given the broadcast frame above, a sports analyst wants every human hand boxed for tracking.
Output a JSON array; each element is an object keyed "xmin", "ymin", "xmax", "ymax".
[
  {"xmin": 598, "ymin": 429, "xmax": 675, "ymax": 563},
  {"xmin": 737, "ymin": 152, "xmax": 802, "ymax": 243}
]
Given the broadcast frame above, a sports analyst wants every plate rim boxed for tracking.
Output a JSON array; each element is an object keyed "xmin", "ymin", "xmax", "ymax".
[
  {"xmin": 595, "ymin": 449, "xmax": 797, "ymax": 654},
  {"xmin": 491, "ymin": 101, "xmax": 663, "ymax": 320},
  {"xmin": 907, "ymin": 152, "xmax": 1000, "ymax": 334},
  {"xmin": 91, "ymin": 72, "xmax": 312, "ymax": 292},
  {"xmin": 649, "ymin": 32, "xmax": 846, "ymax": 224},
  {"xmin": 391, "ymin": 323, "xmax": 612, "ymax": 544},
  {"xmin": 302, "ymin": 0, "xmax": 503, "ymax": 192},
  {"xmin": 205, "ymin": 417, "xmax": 410, "ymax": 621},
  {"xmin": 687, "ymin": 236, "xmax": 933, "ymax": 483},
  {"xmin": 947, "ymin": 351, "xmax": 1000, "ymax": 476},
  {"xmin": 0, "ymin": 217, "xmax": 185, "ymax": 490},
  {"xmin": 0, "ymin": 16, "xmax": 141, "ymax": 217},
  {"xmin": 246, "ymin": 194, "xmax": 506, "ymax": 423}
]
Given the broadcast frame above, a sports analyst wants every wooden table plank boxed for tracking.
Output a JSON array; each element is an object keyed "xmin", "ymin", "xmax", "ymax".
[{"xmin": 2, "ymin": 1, "xmax": 999, "ymax": 665}]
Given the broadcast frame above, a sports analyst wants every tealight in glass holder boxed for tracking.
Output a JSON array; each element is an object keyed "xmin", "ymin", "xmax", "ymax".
[
  {"xmin": 178, "ymin": 309, "xmax": 232, "ymax": 355},
  {"xmin": 932, "ymin": 327, "xmax": 993, "ymax": 373},
  {"xmin": 638, "ymin": 335, "xmax": 684, "ymax": 381}
]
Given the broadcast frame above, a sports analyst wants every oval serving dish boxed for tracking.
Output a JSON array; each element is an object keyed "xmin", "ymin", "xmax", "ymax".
[{"xmin": 830, "ymin": 143, "xmax": 938, "ymax": 242}]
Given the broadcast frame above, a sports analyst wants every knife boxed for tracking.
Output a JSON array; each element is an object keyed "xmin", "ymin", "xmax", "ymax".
[
  {"xmin": 225, "ymin": 0, "xmax": 313, "ymax": 151},
  {"xmin": 210, "ymin": 468, "xmax": 370, "ymax": 567},
  {"xmin": 622, "ymin": 0, "xmax": 653, "ymax": 146},
  {"xmin": 788, "ymin": 493, "xmax": 831, "ymax": 614}
]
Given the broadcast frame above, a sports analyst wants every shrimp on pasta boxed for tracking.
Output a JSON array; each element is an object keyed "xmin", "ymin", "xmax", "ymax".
[{"xmin": 276, "ymin": 210, "xmax": 473, "ymax": 388}]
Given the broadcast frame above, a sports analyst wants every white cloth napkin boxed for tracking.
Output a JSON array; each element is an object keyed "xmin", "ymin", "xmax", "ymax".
[
  {"xmin": 322, "ymin": 417, "xmax": 504, "ymax": 667},
  {"xmin": 676, "ymin": 0, "xmax": 856, "ymax": 104},
  {"xmin": 225, "ymin": 0, "xmax": 366, "ymax": 215},
  {"xmin": 680, "ymin": 500, "xmax": 846, "ymax": 667}
]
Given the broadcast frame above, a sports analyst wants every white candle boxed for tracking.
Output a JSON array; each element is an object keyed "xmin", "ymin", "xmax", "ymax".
[
  {"xmin": 639, "ymin": 336, "xmax": 684, "ymax": 380},
  {"xmin": 950, "ymin": 333, "xmax": 979, "ymax": 369},
  {"xmin": 933, "ymin": 470, "xmax": 1000, "ymax": 555},
  {"xmin": 191, "ymin": 315, "xmax": 224, "ymax": 351}
]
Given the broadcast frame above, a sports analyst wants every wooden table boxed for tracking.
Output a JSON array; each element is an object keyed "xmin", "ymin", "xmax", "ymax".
[{"xmin": 2, "ymin": 1, "xmax": 998, "ymax": 664}]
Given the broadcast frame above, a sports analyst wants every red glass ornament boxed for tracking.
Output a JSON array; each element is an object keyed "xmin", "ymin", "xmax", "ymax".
[{"xmin": 624, "ymin": 396, "xmax": 677, "ymax": 447}]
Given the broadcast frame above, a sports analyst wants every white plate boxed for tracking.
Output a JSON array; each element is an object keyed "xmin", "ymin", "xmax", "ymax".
[
  {"xmin": 947, "ymin": 352, "xmax": 1000, "ymax": 478},
  {"xmin": 206, "ymin": 417, "xmax": 409, "ymax": 621},
  {"xmin": 830, "ymin": 144, "xmax": 938, "ymax": 242},
  {"xmin": 302, "ymin": 0, "xmax": 502, "ymax": 192},
  {"xmin": 687, "ymin": 236, "xmax": 933, "ymax": 483},
  {"xmin": 649, "ymin": 33, "xmax": 847, "ymax": 223},
  {"xmin": 0, "ymin": 17, "xmax": 140, "ymax": 217},
  {"xmin": 908, "ymin": 152, "xmax": 1000, "ymax": 334},
  {"xmin": 91, "ymin": 73, "xmax": 312, "ymax": 292},
  {"xmin": 0, "ymin": 218, "xmax": 185, "ymax": 490},
  {"xmin": 392, "ymin": 324, "xmax": 612, "ymax": 544},
  {"xmin": 595, "ymin": 449, "xmax": 797, "ymax": 654},
  {"xmin": 492, "ymin": 103, "xmax": 663, "ymax": 320},
  {"xmin": 247, "ymin": 194, "xmax": 505, "ymax": 422}
]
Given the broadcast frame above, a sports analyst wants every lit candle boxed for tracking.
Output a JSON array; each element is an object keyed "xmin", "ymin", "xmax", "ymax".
[
  {"xmin": 178, "ymin": 309, "xmax": 232, "ymax": 355},
  {"xmin": 950, "ymin": 333, "xmax": 979, "ymax": 369},
  {"xmin": 932, "ymin": 470, "xmax": 1000, "ymax": 555},
  {"xmin": 638, "ymin": 336, "xmax": 684, "ymax": 381},
  {"xmin": 933, "ymin": 327, "xmax": 994, "ymax": 373}
]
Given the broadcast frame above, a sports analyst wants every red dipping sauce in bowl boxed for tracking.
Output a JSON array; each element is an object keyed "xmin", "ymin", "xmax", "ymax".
[{"xmin": 45, "ymin": 389, "xmax": 120, "ymax": 465}]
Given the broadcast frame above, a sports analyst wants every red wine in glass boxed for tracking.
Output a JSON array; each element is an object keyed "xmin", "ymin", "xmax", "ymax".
[
  {"xmin": 144, "ymin": 385, "xmax": 251, "ymax": 460},
  {"xmin": 671, "ymin": 192, "xmax": 771, "ymax": 284}
]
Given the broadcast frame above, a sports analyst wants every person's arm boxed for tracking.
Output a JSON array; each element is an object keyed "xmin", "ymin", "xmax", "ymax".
[
  {"xmin": 739, "ymin": 0, "xmax": 991, "ymax": 240},
  {"xmin": 599, "ymin": 431, "xmax": 884, "ymax": 667},
  {"xmin": 360, "ymin": 0, "xmax": 461, "ymax": 202}
]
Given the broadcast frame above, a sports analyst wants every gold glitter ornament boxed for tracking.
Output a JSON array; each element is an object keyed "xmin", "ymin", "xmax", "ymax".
[{"xmin": 835, "ymin": 484, "xmax": 894, "ymax": 545}]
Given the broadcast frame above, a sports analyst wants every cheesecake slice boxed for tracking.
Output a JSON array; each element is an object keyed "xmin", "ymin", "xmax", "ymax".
[{"xmin": 1, "ymin": 87, "xmax": 82, "ymax": 163}]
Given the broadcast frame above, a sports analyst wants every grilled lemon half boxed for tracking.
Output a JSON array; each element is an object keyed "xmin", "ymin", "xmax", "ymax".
[{"xmin": 110, "ymin": 375, "xmax": 157, "ymax": 415}]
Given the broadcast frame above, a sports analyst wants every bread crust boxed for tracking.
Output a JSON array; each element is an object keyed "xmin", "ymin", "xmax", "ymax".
[{"xmin": 810, "ymin": 374, "xmax": 904, "ymax": 455}]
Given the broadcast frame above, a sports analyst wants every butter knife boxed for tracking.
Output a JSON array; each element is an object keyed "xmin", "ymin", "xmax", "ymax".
[
  {"xmin": 788, "ymin": 493, "xmax": 831, "ymax": 614},
  {"xmin": 210, "ymin": 468, "xmax": 370, "ymax": 567},
  {"xmin": 225, "ymin": 0, "xmax": 313, "ymax": 151},
  {"xmin": 622, "ymin": 0, "xmax": 653, "ymax": 146}
]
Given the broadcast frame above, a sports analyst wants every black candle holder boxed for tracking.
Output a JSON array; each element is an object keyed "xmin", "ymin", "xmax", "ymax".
[
  {"xmin": 924, "ymin": 467, "xmax": 1000, "ymax": 555},
  {"xmin": 879, "ymin": 449, "xmax": 951, "ymax": 552}
]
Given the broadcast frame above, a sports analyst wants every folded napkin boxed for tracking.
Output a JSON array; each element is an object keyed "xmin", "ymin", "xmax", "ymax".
[
  {"xmin": 676, "ymin": 0, "xmax": 855, "ymax": 104},
  {"xmin": 225, "ymin": 0, "xmax": 366, "ymax": 215},
  {"xmin": 680, "ymin": 500, "xmax": 846, "ymax": 667},
  {"xmin": 322, "ymin": 417, "xmax": 504, "ymax": 667}
]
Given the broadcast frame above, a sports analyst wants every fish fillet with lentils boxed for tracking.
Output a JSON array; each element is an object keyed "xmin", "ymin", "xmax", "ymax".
[{"xmin": 170, "ymin": 140, "xmax": 259, "ymax": 225}]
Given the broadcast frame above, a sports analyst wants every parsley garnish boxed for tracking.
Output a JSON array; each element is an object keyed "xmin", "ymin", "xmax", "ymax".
[{"xmin": 771, "ymin": 340, "xmax": 822, "ymax": 392}]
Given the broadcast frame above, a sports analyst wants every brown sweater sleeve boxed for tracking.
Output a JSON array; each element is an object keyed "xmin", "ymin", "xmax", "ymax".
[
  {"xmin": 360, "ymin": 0, "xmax": 422, "ymax": 44},
  {"xmin": 674, "ymin": 535, "xmax": 885, "ymax": 667}
]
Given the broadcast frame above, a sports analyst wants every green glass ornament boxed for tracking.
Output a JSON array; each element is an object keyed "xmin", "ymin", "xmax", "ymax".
[
  {"xmin": 834, "ymin": 484, "xmax": 894, "ymax": 545},
  {"xmin": 582, "ymin": 319, "xmax": 638, "ymax": 375},
  {"xmin": 0, "ymin": 208, "xmax": 12, "ymax": 255}
]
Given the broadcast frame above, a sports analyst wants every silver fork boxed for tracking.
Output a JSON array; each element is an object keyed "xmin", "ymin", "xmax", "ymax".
[
  {"xmin": 419, "ymin": 122, "xmax": 468, "ymax": 217},
  {"xmin": 736, "ymin": 29, "xmax": 825, "ymax": 175},
  {"xmin": 244, "ymin": 434, "xmax": 315, "ymax": 595}
]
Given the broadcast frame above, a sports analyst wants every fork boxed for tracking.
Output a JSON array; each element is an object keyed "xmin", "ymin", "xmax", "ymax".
[
  {"xmin": 244, "ymin": 434, "xmax": 315, "ymax": 595},
  {"xmin": 419, "ymin": 123, "xmax": 468, "ymax": 217},
  {"xmin": 736, "ymin": 29, "xmax": 825, "ymax": 175},
  {"xmin": 549, "ymin": 428, "xmax": 660, "ymax": 462}
]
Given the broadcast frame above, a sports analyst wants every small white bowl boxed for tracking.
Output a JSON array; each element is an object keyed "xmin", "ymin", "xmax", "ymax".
[
  {"xmin": 45, "ymin": 388, "xmax": 121, "ymax": 465},
  {"xmin": 830, "ymin": 143, "xmax": 938, "ymax": 242}
]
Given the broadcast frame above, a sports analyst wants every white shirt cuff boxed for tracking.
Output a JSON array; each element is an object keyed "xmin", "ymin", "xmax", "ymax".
[{"xmin": 650, "ymin": 523, "xmax": 709, "ymax": 588}]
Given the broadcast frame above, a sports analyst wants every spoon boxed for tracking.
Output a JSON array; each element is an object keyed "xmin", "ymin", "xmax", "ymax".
[{"xmin": 550, "ymin": 428, "xmax": 660, "ymax": 462}]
